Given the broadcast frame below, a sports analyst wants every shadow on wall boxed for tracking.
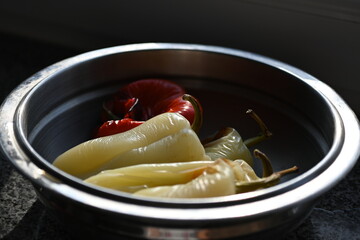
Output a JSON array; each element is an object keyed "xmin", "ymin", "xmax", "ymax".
[{"xmin": 0, "ymin": 0, "xmax": 359, "ymax": 115}]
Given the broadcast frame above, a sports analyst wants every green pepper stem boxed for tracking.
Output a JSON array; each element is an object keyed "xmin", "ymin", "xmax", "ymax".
[
  {"xmin": 275, "ymin": 166, "xmax": 299, "ymax": 177},
  {"xmin": 254, "ymin": 149, "xmax": 299, "ymax": 178},
  {"xmin": 235, "ymin": 165, "xmax": 298, "ymax": 193},
  {"xmin": 244, "ymin": 109, "xmax": 272, "ymax": 148},
  {"xmin": 103, "ymin": 102, "xmax": 120, "ymax": 120},
  {"xmin": 183, "ymin": 94, "xmax": 203, "ymax": 133},
  {"xmin": 253, "ymin": 149, "xmax": 274, "ymax": 177},
  {"xmin": 235, "ymin": 151, "xmax": 298, "ymax": 194}
]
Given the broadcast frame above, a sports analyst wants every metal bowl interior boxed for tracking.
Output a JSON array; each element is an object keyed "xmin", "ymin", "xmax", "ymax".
[
  {"xmin": 21, "ymin": 46, "xmax": 335, "ymax": 175},
  {"xmin": 2, "ymin": 43, "xmax": 359, "ymax": 239}
]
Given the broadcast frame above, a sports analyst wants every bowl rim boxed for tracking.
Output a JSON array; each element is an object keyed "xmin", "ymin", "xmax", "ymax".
[{"xmin": 1, "ymin": 42, "xmax": 359, "ymax": 220}]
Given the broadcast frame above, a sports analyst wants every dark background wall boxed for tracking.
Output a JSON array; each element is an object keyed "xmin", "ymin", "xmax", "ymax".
[{"xmin": 1, "ymin": 0, "xmax": 359, "ymax": 114}]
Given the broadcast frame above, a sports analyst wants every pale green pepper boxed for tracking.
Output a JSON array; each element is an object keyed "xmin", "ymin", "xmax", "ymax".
[
  {"xmin": 133, "ymin": 159, "xmax": 236, "ymax": 198},
  {"xmin": 203, "ymin": 109, "xmax": 272, "ymax": 166},
  {"xmin": 203, "ymin": 127, "xmax": 253, "ymax": 166},
  {"xmin": 53, "ymin": 113, "xmax": 209, "ymax": 179},
  {"xmin": 131, "ymin": 150, "xmax": 297, "ymax": 198},
  {"xmin": 85, "ymin": 161, "xmax": 212, "ymax": 193}
]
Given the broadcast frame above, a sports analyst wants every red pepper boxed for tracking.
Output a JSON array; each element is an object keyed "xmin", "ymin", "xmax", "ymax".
[
  {"xmin": 96, "ymin": 79, "xmax": 202, "ymax": 137},
  {"xmin": 95, "ymin": 118, "xmax": 143, "ymax": 138}
]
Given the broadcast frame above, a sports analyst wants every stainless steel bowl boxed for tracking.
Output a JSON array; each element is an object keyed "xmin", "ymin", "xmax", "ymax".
[{"xmin": 1, "ymin": 43, "xmax": 359, "ymax": 239}]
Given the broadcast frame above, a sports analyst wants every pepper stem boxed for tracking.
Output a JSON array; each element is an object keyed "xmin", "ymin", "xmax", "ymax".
[
  {"xmin": 254, "ymin": 149, "xmax": 299, "ymax": 178},
  {"xmin": 183, "ymin": 94, "xmax": 203, "ymax": 133},
  {"xmin": 235, "ymin": 150, "xmax": 298, "ymax": 193},
  {"xmin": 235, "ymin": 165, "xmax": 298, "ymax": 193},
  {"xmin": 244, "ymin": 109, "xmax": 272, "ymax": 148},
  {"xmin": 275, "ymin": 166, "xmax": 299, "ymax": 177},
  {"xmin": 103, "ymin": 102, "xmax": 120, "ymax": 120},
  {"xmin": 253, "ymin": 149, "xmax": 274, "ymax": 177}
]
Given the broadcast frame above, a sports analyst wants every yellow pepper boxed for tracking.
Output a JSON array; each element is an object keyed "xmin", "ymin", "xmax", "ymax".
[
  {"xmin": 53, "ymin": 113, "xmax": 208, "ymax": 179},
  {"xmin": 84, "ymin": 161, "xmax": 212, "ymax": 193},
  {"xmin": 100, "ymin": 128, "xmax": 210, "ymax": 172},
  {"xmin": 133, "ymin": 159, "xmax": 236, "ymax": 198},
  {"xmin": 131, "ymin": 151, "xmax": 297, "ymax": 198}
]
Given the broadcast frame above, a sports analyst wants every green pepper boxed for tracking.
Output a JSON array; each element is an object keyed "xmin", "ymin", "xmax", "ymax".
[
  {"xmin": 202, "ymin": 109, "xmax": 272, "ymax": 166},
  {"xmin": 203, "ymin": 127, "xmax": 253, "ymax": 166}
]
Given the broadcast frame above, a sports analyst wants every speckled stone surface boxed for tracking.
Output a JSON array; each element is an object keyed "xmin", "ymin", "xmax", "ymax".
[{"xmin": 0, "ymin": 33, "xmax": 359, "ymax": 240}]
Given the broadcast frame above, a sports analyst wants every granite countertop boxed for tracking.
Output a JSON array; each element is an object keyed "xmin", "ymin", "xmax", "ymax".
[{"xmin": 0, "ymin": 33, "xmax": 359, "ymax": 240}]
